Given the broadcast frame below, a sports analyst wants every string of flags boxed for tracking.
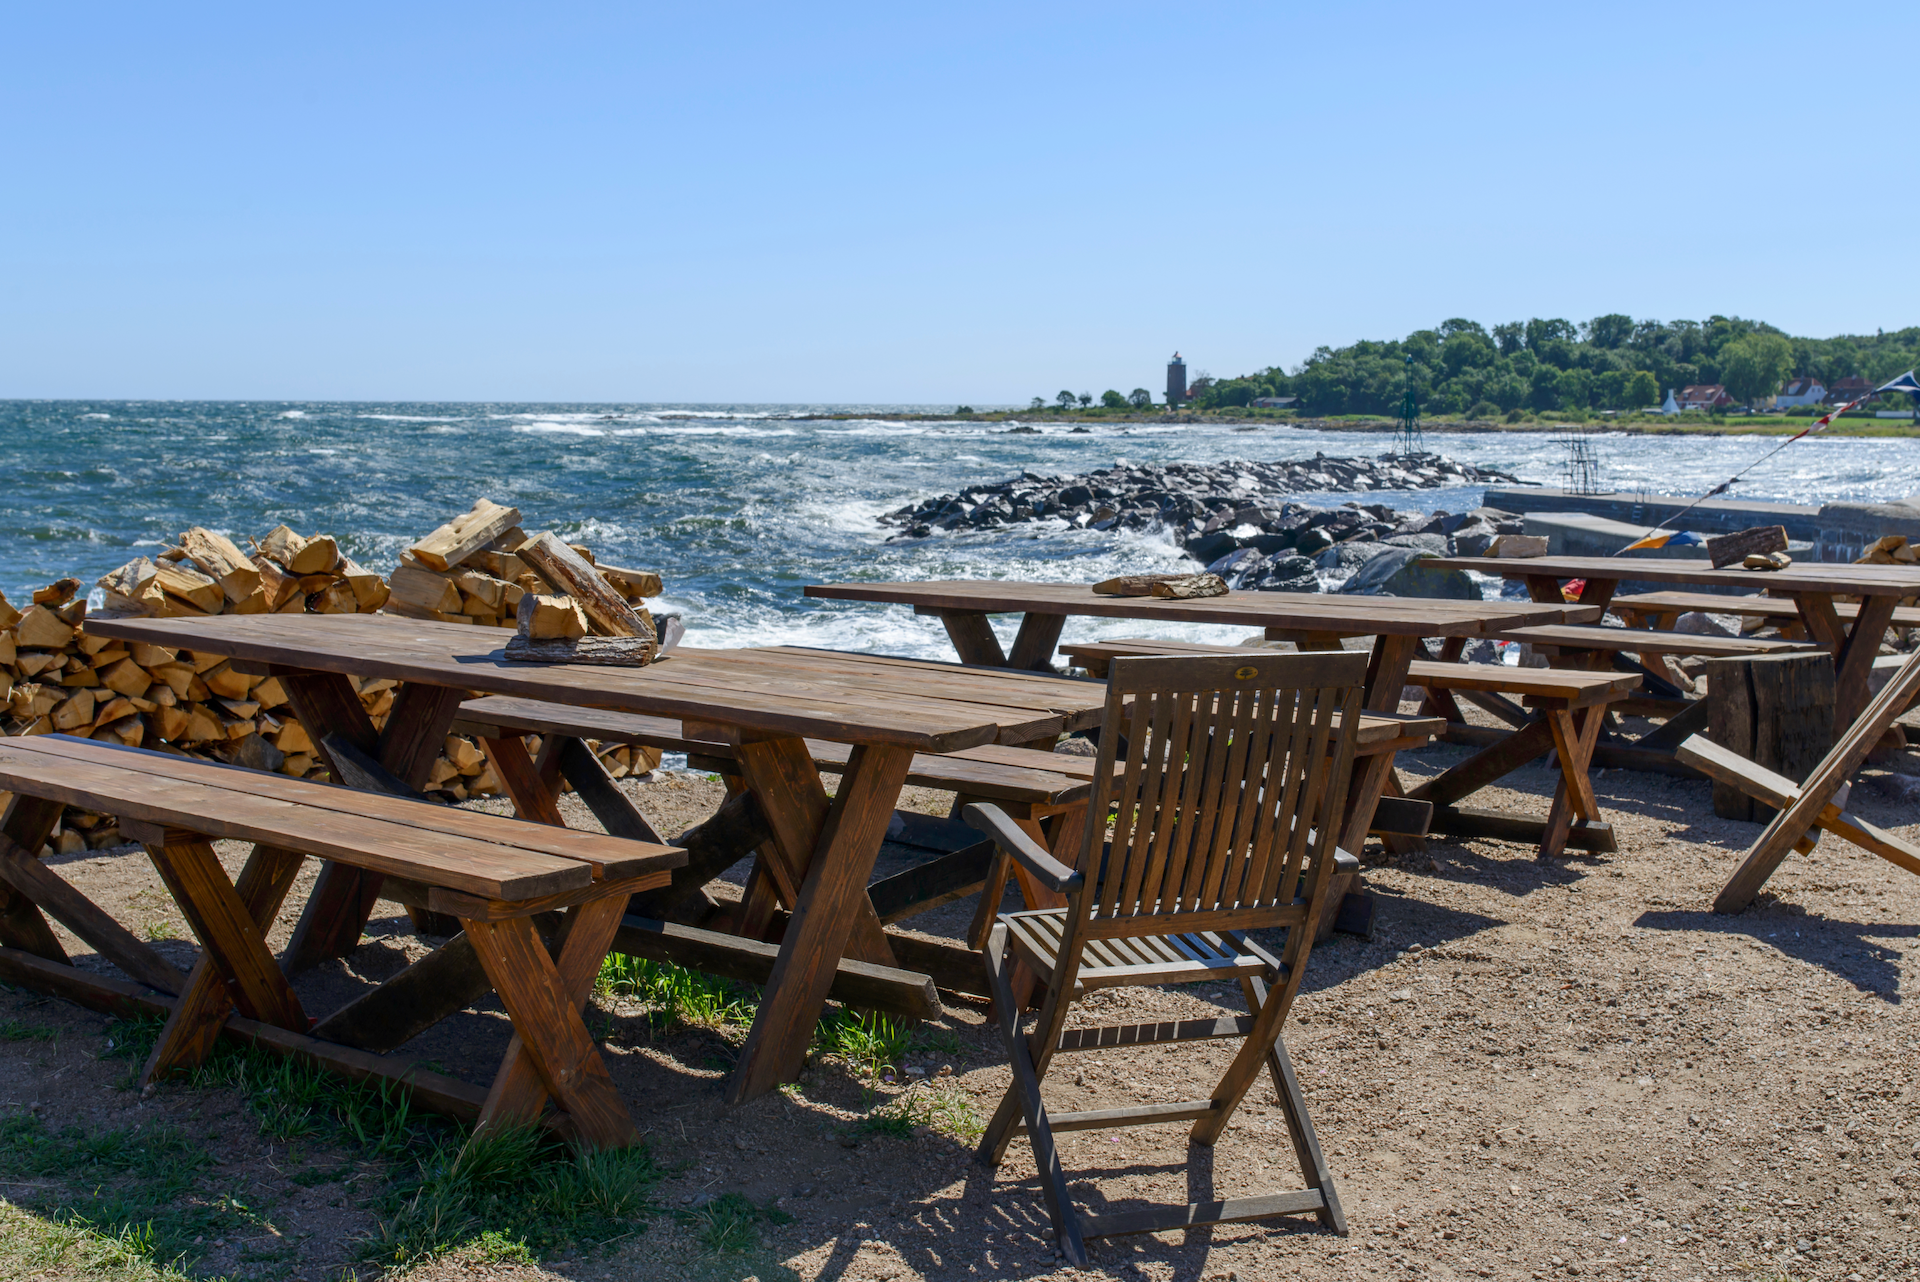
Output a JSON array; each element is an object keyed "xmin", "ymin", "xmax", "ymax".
[{"xmin": 1618, "ymin": 369, "xmax": 1918, "ymax": 554}]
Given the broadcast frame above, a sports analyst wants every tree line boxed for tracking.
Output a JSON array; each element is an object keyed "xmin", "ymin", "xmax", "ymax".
[{"xmin": 1184, "ymin": 316, "xmax": 1920, "ymax": 417}]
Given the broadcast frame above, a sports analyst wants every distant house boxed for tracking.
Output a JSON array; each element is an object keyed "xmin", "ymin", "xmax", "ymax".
[
  {"xmin": 1675, "ymin": 384, "xmax": 1734, "ymax": 411},
  {"xmin": 1251, "ymin": 396, "xmax": 1297, "ymax": 408},
  {"xmin": 1772, "ymin": 377, "xmax": 1826, "ymax": 409},
  {"xmin": 1825, "ymin": 376, "xmax": 1875, "ymax": 406}
]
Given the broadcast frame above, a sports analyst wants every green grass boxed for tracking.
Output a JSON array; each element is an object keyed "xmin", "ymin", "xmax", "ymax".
[
  {"xmin": 0, "ymin": 1017, "xmax": 58, "ymax": 1042},
  {"xmin": 597, "ymin": 953, "xmax": 756, "ymax": 1032},
  {"xmin": 691, "ymin": 1191, "xmax": 791, "ymax": 1254}
]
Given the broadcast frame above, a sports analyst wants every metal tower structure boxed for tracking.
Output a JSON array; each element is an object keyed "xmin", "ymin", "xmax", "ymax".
[
  {"xmin": 1392, "ymin": 353, "xmax": 1424, "ymax": 455},
  {"xmin": 1560, "ymin": 426, "xmax": 1604, "ymax": 495}
]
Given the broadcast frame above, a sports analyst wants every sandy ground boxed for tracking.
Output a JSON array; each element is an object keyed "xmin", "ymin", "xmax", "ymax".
[{"xmin": 3, "ymin": 711, "xmax": 1919, "ymax": 1281}]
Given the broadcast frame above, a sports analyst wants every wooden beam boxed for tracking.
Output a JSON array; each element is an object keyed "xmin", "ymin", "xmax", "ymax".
[
  {"xmin": 0, "ymin": 832, "xmax": 186, "ymax": 994},
  {"xmin": 613, "ymin": 915, "xmax": 942, "ymax": 1019}
]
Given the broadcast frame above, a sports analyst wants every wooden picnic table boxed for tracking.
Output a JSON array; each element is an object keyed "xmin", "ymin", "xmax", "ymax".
[
  {"xmin": 1427, "ymin": 556, "xmax": 1920, "ymax": 733},
  {"xmin": 807, "ymin": 580, "xmax": 1599, "ymax": 928},
  {"xmin": 83, "ymin": 611, "xmax": 1110, "ymax": 1105}
]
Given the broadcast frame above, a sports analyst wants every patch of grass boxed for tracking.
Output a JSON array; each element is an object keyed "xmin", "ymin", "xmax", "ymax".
[
  {"xmin": 367, "ymin": 1124, "xmax": 663, "ymax": 1268},
  {"xmin": 598, "ymin": 955, "xmax": 755, "ymax": 1032},
  {"xmin": 0, "ymin": 1017, "xmax": 57, "ymax": 1042},
  {"xmin": 142, "ymin": 920, "xmax": 176, "ymax": 941},
  {"xmin": 0, "ymin": 1202, "xmax": 195, "ymax": 1282},
  {"xmin": 860, "ymin": 1081, "xmax": 984, "ymax": 1142},
  {"xmin": 814, "ymin": 1008, "xmax": 910, "ymax": 1082},
  {"xmin": 692, "ymin": 1191, "xmax": 789, "ymax": 1254}
]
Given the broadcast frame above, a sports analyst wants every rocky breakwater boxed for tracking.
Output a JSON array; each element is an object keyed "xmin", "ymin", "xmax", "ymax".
[
  {"xmin": 880, "ymin": 451, "xmax": 1529, "ymax": 597},
  {"xmin": 882, "ymin": 452, "xmax": 1522, "ymax": 543}
]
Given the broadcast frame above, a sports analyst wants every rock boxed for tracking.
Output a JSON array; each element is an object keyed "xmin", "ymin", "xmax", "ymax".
[
  {"xmin": 1317, "ymin": 541, "xmax": 1382, "ymax": 572},
  {"xmin": 1341, "ymin": 548, "xmax": 1481, "ymax": 600},
  {"xmin": 1675, "ymin": 611, "xmax": 1736, "ymax": 637},
  {"xmin": 1294, "ymin": 527, "xmax": 1335, "ymax": 557},
  {"xmin": 1184, "ymin": 530, "xmax": 1240, "ymax": 564},
  {"xmin": 1206, "ymin": 547, "xmax": 1265, "ymax": 580},
  {"xmin": 1252, "ymin": 554, "xmax": 1321, "ymax": 593},
  {"xmin": 1461, "ymin": 637, "xmax": 1502, "ymax": 664},
  {"xmin": 1383, "ymin": 532, "xmax": 1449, "ymax": 555}
]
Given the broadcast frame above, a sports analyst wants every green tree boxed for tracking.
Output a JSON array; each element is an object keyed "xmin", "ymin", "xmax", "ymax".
[
  {"xmin": 1624, "ymin": 370, "xmax": 1659, "ymax": 408},
  {"xmin": 1078, "ymin": 392, "xmax": 1093, "ymax": 408},
  {"xmin": 1055, "ymin": 390, "xmax": 1076, "ymax": 409},
  {"xmin": 1720, "ymin": 333, "xmax": 1794, "ymax": 405},
  {"xmin": 1583, "ymin": 314, "xmax": 1635, "ymax": 348},
  {"xmin": 1441, "ymin": 331, "xmax": 1495, "ymax": 377},
  {"xmin": 1128, "ymin": 388, "xmax": 1151, "ymax": 407},
  {"xmin": 1492, "ymin": 322, "xmax": 1526, "ymax": 356},
  {"xmin": 1100, "ymin": 389, "xmax": 1125, "ymax": 408},
  {"xmin": 1029, "ymin": 396, "xmax": 1045, "ymax": 410}
]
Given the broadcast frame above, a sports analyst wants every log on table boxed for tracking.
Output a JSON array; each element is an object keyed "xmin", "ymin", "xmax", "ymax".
[
  {"xmin": 515, "ymin": 533, "xmax": 656, "ymax": 643},
  {"xmin": 1092, "ymin": 573, "xmax": 1226, "ymax": 599},
  {"xmin": 1706, "ymin": 525, "xmax": 1789, "ymax": 570},
  {"xmin": 1704, "ymin": 651, "xmax": 1834, "ymax": 822}
]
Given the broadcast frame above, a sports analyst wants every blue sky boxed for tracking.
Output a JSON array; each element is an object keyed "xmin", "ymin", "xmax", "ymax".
[{"xmin": 4, "ymin": 3, "xmax": 1914, "ymax": 403}]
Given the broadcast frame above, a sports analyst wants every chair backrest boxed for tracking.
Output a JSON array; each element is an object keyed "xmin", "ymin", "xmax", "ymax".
[{"xmin": 1077, "ymin": 650, "xmax": 1367, "ymax": 937}]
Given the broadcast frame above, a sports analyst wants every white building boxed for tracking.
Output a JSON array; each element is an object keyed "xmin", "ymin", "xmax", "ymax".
[{"xmin": 1772, "ymin": 377, "xmax": 1827, "ymax": 409}]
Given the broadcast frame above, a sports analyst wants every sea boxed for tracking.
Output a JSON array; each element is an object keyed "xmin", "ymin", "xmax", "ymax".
[{"xmin": 5, "ymin": 402, "xmax": 1918, "ymax": 660}]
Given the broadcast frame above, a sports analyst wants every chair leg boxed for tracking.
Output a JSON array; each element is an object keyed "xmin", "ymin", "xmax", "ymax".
[
  {"xmin": 979, "ymin": 925, "xmax": 1087, "ymax": 1266},
  {"xmin": 1244, "ymin": 975, "xmax": 1347, "ymax": 1235}
]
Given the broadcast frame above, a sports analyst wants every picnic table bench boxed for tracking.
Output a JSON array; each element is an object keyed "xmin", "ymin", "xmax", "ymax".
[
  {"xmin": 1610, "ymin": 591, "xmax": 1920, "ymax": 635},
  {"xmin": 0, "ymin": 734, "xmax": 683, "ymax": 1148},
  {"xmin": 1430, "ymin": 555, "xmax": 1920, "ymax": 734},
  {"xmin": 82, "ymin": 612, "xmax": 1104, "ymax": 1103}
]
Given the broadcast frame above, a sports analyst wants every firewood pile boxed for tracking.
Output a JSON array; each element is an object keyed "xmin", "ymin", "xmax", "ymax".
[
  {"xmin": 385, "ymin": 500, "xmax": 660, "ymax": 629},
  {"xmin": 0, "ymin": 506, "xmax": 667, "ymax": 855}
]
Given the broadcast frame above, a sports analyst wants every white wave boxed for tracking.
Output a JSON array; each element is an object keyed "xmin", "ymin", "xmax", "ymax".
[
  {"xmin": 307, "ymin": 448, "xmax": 339, "ymax": 456},
  {"xmin": 358, "ymin": 414, "xmax": 472, "ymax": 423},
  {"xmin": 514, "ymin": 422, "xmax": 606, "ymax": 437},
  {"xmin": 611, "ymin": 425, "xmax": 798, "ymax": 438},
  {"xmin": 81, "ymin": 412, "xmax": 110, "ymax": 420},
  {"xmin": 278, "ymin": 410, "xmax": 306, "ymax": 419}
]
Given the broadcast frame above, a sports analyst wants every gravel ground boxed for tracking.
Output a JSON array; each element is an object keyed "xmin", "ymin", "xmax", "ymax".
[{"xmin": 3, "ymin": 711, "xmax": 1918, "ymax": 1281}]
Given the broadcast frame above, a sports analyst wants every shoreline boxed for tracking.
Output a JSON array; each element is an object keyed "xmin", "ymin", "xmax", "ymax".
[{"xmin": 792, "ymin": 410, "xmax": 1920, "ymax": 438}]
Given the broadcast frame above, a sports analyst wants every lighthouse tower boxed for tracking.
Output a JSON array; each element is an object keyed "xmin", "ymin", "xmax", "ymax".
[{"xmin": 1166, "ymin": 352, "xmax": 1187, "ymax": 405}]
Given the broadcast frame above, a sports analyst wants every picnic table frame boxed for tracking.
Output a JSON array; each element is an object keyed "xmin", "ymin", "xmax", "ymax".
[
  {"xmin": 1427, "ymin": 556, "xmax": 1920, "ymax": 734},
  {"xmin": 83, "ymin": 612, "xmax": 1106, "ymax": 1105}
]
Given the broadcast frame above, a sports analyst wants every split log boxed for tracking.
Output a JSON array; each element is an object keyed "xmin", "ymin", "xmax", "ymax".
[
  {"xmin": 97, "ymin": 559, "xmax": 165, "ymax": 616},
  {"xmin": 177, "ymin": 527, "xmax": 261, "ymax": 603},
  {"xmin": 504, "ymin": 635, "xmax": 656, "ymax": 666},
  {"xmin": 598, "ymin": 564, "xmax": 663, "ymax": 600},
  {"xmin": 153, "ymin": 561, "xmax": 224, "ymax": 614},
  {"xmin": 518, "ymin": 593, "xmax": 587, "ymax": 640},
  {"xmin": 389, "ymin": 563, "xmax": 464, "ymax": 614},
  {"xmin": 1707, "ymin": 525, "xmax": 1789, "ymax": 570},
  {"xmin": 515, "ymin": 533, "xmax": 655, "ymax": 642},
  {"xmin": 1092, "ymin": 573, "xmax": 1226, "ymax": 599},
  {"xmin": 410, "ymin": 499, "xmax": 523, "ymax": 572}
]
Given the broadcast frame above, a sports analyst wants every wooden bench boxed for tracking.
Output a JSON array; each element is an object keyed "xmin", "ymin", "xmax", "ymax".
[
  {"xmin": 1058, "ymin": 637, "xmax": 1636, "ymax": 857},
  {"xmin": 0, "ymin": 734, "xmax": 684, "ymax": 1149},
  {"xmin": 1611, "ymin": 591, "xmax": 1920, "ymax": 637}
]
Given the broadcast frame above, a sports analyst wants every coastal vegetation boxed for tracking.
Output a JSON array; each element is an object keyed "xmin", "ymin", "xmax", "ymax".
[{"xmin": 1183, "ymin": 315, "xmax": 1920, "ymax": 417}]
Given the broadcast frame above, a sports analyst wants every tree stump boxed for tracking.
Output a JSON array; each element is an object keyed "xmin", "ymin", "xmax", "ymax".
[{"xmin": 1705, "ymin": 652, "xmax": 1835, "ymax": 821}]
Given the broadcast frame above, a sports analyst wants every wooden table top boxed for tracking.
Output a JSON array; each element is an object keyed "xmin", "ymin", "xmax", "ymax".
[
  {"xmin": 81, "ymin": 613, "xmax": 1109, "ymax": 753},
  {"xmin": 805, "ymin": 579, "xmax": 1599, "ymax": 636},
  {"xmin": 1426, "ymin": 556, "xmax": 1920, "ymax": 596}
]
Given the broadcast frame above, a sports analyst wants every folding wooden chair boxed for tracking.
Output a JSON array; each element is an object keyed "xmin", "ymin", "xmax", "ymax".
[{"xmin": 963, "ymin": 650, "xmax": 1366, "ymax": 1264}]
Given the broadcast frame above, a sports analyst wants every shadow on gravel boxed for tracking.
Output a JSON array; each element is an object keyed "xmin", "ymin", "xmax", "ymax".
[{"xmin": 1633, "ymin": 908, "xmax": 1913, "ymax": 1000}]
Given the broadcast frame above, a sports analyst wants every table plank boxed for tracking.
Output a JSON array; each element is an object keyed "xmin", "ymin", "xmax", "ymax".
[
  {"xmin": 0, "ymin": 740, "xmax": 589, "ymax": 900},
  {"xmin": 1428, "ymin": 556, "xmax": 1920, "ymax": 596},
  {"xmin": 83, "ymin": 613, "xmax": 1008, "ymax": 753},
  {"xmin": 804, "ymin": 580, "xmax": 1594, "ymax": 635}
]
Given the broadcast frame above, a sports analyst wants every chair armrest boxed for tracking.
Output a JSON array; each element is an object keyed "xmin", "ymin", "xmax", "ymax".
[
  {"xmin": 961, "ymin": 803, "xmax": 1083, "ymax": 894},
  {"xmin": 1333, "ymin": 848, "xmax": 1358, "ymax": 876}
]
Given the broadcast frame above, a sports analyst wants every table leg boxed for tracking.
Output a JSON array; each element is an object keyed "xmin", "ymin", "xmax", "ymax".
[
  {"xmin": 728, "ymin": 742, "xmax": 915, "ymax": 1104},
  {"xmin": 1540, "ymin": 704, "xmax": 1608, "ymax": 858},
  {"xmin": 464, "ymin": 905, "xmax": 639, "ymax": 1149},
  {"xmin": 732, "ymin": 736, "xmax": 896, "ymax": 965},
  {"xmin": 148, "ymin": 839, "xmax": 308, "ymax": 1033},
  {"xmin": 1006, "ymin": 612, "xmax": 1065, "ymax": 672},
  {"xmin": 1832, "ymin": 595, "xmax": 1897, "ymax": 732},
  {"xmin": 143, "ymin": 843, "xmax": 306, "ymax": 1083},
  {"xmin": 474, "ymin": 894, "xmax": 629, "ymax": 1137},
  {"xmin": 0, "ymin": 796, "xmax": 69, "ymax": 962},
  {"xmin": 283, "ymin": 677, "xmax": 463, "ymax": 971},
  {"xmin": 917, "ymin": 607, "xmax": 1008, "ymax": 666},
  {"xmin": 483, "ymin": 734, "xmax": 567, "ymax": 827}
]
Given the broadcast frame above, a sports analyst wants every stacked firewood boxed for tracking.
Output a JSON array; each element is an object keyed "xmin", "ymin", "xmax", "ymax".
[
  {"xmin": 384, "ymin": 499, "xmax": 660, "ymax": 629},
  {"xmin": 99, "ymin": 525, "xmax": 390, "ymax": 618}
]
